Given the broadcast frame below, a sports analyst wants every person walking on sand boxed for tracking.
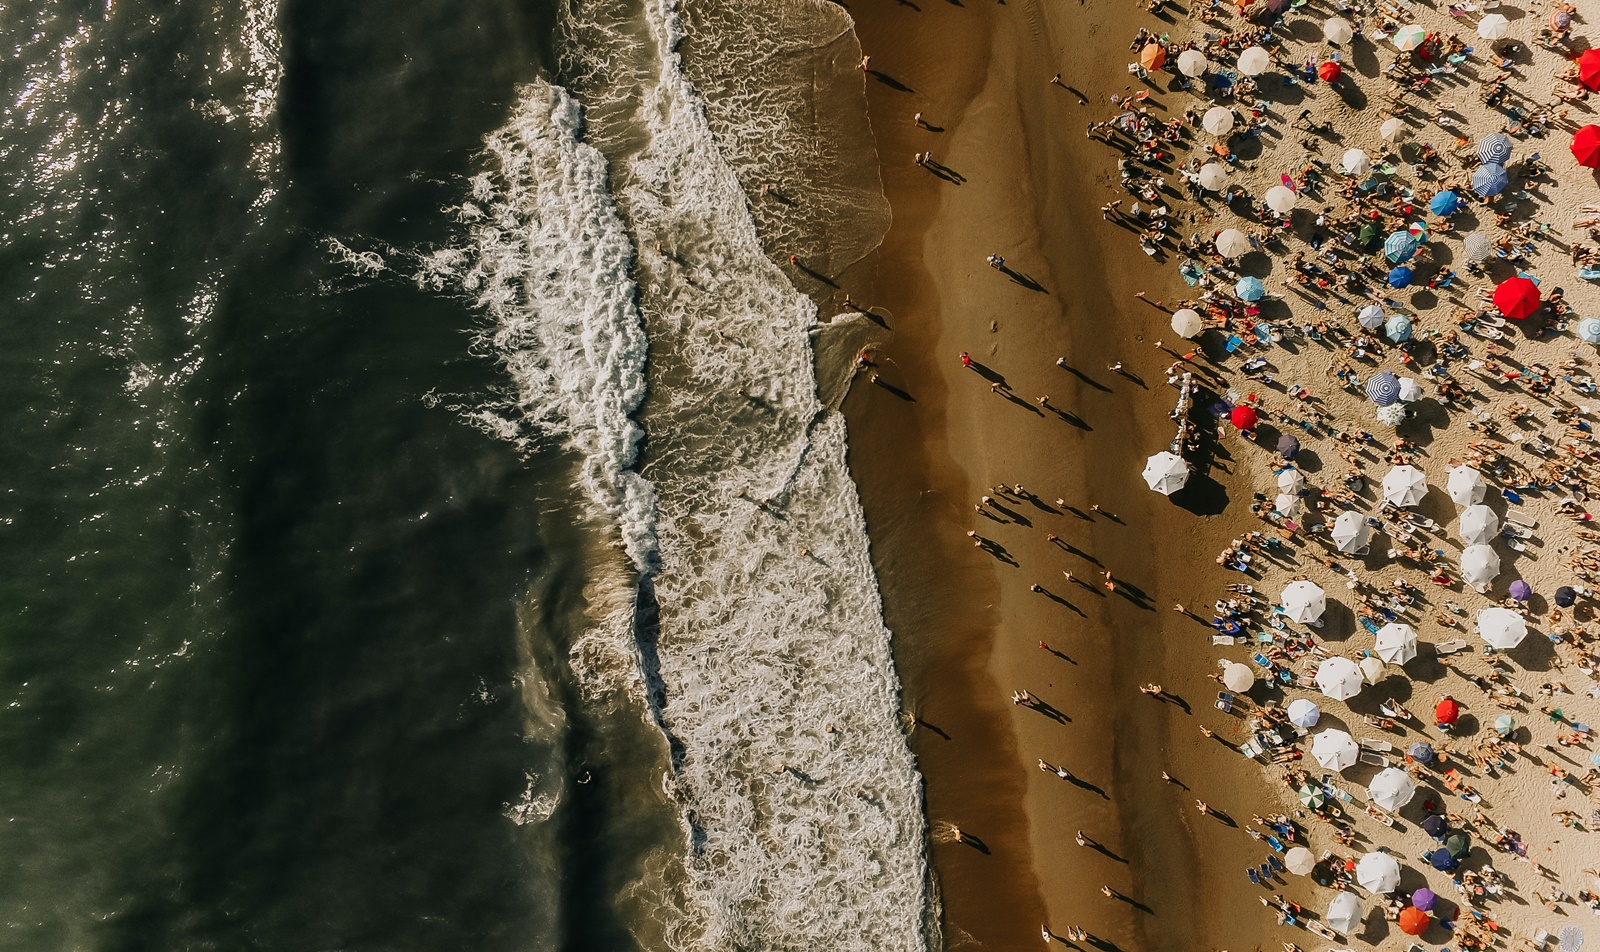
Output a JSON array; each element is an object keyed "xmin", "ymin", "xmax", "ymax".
[
  {"xmin": 913, "ymin": 111, "xmax": 924, "ymax": 127},
  {"xmin": 1101, "ymin": 886, "xmax": 1116, "ymax": 898},
  {"xmin": 859, "ymin": 55, "xmax": 870, "ymax": 71},
  {"xmin": 1050, "ymin": 73, "xmax": 1063, "ymax": 86},
  {"xmin": 1200, "ymin": 725, "xmax": 1216, "ymax": 738},
  {"xmin": 960, "ymin": 351, "xmax": 972, "ymax": 368},
  {"xmin": 1075, "ymin": 831, "xmax": 1088, "ymax": 846},
  {"xmin": 1103, "ymin": 571, "xmax": 1116, "ymax": 592},
  {"xmin": 1196, "ymin": 800, "xmax": 1210, "ymax": 814}
]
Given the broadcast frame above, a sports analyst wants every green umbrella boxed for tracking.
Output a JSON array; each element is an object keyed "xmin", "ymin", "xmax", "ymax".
[
  {"xmin": 1494, "ymin": 714, "xmax": 1516, "ymax": 736},
  {"xmin": 1358, "ymin": 223, "xmax": 1380, "ymax": 247},
  {"xmin": 1444, "ymin": 831, "xmax": 1471, "ymax": 859},
  {"xmin": 1297, "ymin": 784, "xmax": 1326, "ymax": 808}
]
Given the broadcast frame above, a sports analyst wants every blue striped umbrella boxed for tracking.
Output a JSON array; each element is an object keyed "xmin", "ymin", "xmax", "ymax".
[
  {"xmin": 1367, "ymin": 370, "xmax": 1401, "ymax": 405},
  {"xmin": 1236, "ymin": 275, "xmax": 1266, "ymax": 301},
  {"xmin": 1477, "ymin": 133, "xmax": 1513, "ymax": 165},
  {"xmin": 1388, "ymin": 266, "xmax": 1414, "ymax": 288},
  {"xmin": 1384, "ymin": 230, "xmax": 1420, "ymax": 262},
  {"xmin": 1429, "ymin": 190, "xmax": 1460, "ymax": 216},
  {"xmin": 1385, "ymin": 314, "xmax": 1413, "ymax": 343},
  {"xmin": 1472, "ymin": 162, "xmax": 1509, "ymax": 197}
]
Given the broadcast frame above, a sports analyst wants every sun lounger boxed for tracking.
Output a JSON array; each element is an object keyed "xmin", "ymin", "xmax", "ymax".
[
  {"xmin": 1436, "ymin": 638, "xmax": 1470, "ymax": 655},
  {"xmin": 1359, "ymin": 751, "xmax": 1388, "ymax": 767},
  {"xmin": 1360, "ymin": 738, "xmax": 1393, "ymax": 752},
  {"xmin": 1505, "ymin": 510, "xmax": 1537, "ymax": 529}
]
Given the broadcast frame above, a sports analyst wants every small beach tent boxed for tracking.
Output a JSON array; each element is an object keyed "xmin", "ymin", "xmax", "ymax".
[
  {"xmin": 1385, "ymin": 314, "xmax": 1412, "ymax": 343},
  {"xmin": 1477, "ymin": 12, "xmax": 1509, "ymax": 39},
  {"xmin": 1326, "ymin": 892, "xmax": 1363, "ymax": 933},
  {"xmin": 1280, "ymin": 579, "xmax": 1326, "ymax": 624},
  {"xmin": 1462, "ymin": 232, "xmax": 1493, "ymax": 262},
  {"xmin": 1391, "ymin": 24, "xmax": 1428, "ymax": 51},
  {"xmin": 1434, "ymin": 697, "xmax": 1460, "ymax": 726},
  {"xmin": 1397, "ymin": 377, "xmax": 1422, "ymax": 402},
  {"xmin": 1283, "ymin": 846, "xmax": 1316, "ymax": 875},
  {"xmin": 1384, "ymin": 230, "xmax": 1420, "ymax": 262},
  {"xmin": 1472, "ymin": 162, "xmax": 1509, "ymax": 198},
  {"xmin": 1237, "ymin": 45, "xmax": 1271, "ymax": 76},
  {"xmin": 1572, "ymin": 125, "xmax": 1600, "ymax": 169},
  {"xmin": 1177, "ymin": 49, "xmax": 1208, "ymax": 77},
  {"xmin": 1429, "ymin": 190, "xmax": 1460, "ymax": 216},
  {"xmin": 1477, "ymin": 132, "xmax": 1514, "ymax": 165},
  {"xmin": 1381, "ymin": 465, "xmax": 1426, "ymax": 507},
  {"xmin": 1461, "ymin": 544, "xmax": 1501, "ymax": 587},
  {"xmin": 1229, "ymin": 406, "xmax": 1258, "ymax": 430},
  {"xmin": 1581, "ymin": 49, "xmax": 1600, "ymax": 92},
  {"xmin": 1264, "ymin": 185, "xmax": 1296, "ymax": 213},
  {"xmin": 1458, "ymin": 504, "xmax": 1499, "ymax": 545},
  {"xmin": 1215, "ymin": 228, "xmax": 1250, "ymax": 257},
  {"xmin": 1387, "ymin": 266, "xmax": 1413, "ymax": 289},
  {"xmin": 1341, "ymin": 148, "xmax": 1372, "ymax": 176},
  {"xmin": 1509, "ymin": 579, "xmax": 1532, "ymax": 602},
  {"xmin": 1315, "ymin": 657, "xmax": 1364, "ymax": 701},
  {"xmin": 1310, "ymin": 728, "xmax": 1359, "ymax": 769},
  {"xmin": 1476, "ymin": 606, "xmax": 1528, "ymax": 650},
  {"xmin": 1277, "ymin": 468, "xmax": 1305, "ymax": 492},
  {"xmin": 1374, "ymin": 623, "xmax": 1418, "ymax": 664},
  {"xmin": 1358, "ymin": 304, "xmax": 1386, "ymax": 329},
  {"xmin": 1331, "ymin": 510, "xmax": 1371, "ymax": 554},
  {"xmin": 1366, "ymin": 370, "xmax": 1400, "ymax": 405},
  {"xmin": 1355, "ymin": 851, "xmax": 1401, "ymax": 893},
  {"xmin": 1323, "ymin": 16, "xmax": 1353, "ymax": 44},
  {"xmin": 1142, "ymin": 452, "xmax": 1190, "ymax": 495},
  {"xmin": 1399, "ymin": 907, "xmax": 1430, "ymax": 936},
  {"xmin": 1139, "ymin": 43, "xmax": 1166, "ymax": 70},
  {"xmin": 1203, "ymin": 106, "xmax": 1235, "ymax": 136},
  {"xmin": 1578, "ymin": 317, "xmax": 1600, "ymax": 343},
  {"xmin": 1197, "ymin": 162, "xmax": 1227, "ymax": 190},
  {"xmin": 1493, "ymin": 275, "xmax": 1540, "ymax": 319},
  {"xmin": 1446, "ymin": 465, "xmax": 1487, "ymax": 506},
  {"xmin": 1380, "ymin": 117, "xmax": 1406, "ymax": 142},
  {"xmin": 1286, "ymin": 697, "xmax": 1320, "ymax": 727},
  {"xmin": 1318, "ymin": 60, "xmax": 1342, "ymax": 82},
  {"xmin": 1170, "ymin": 308, "xmax": 1203, "ymax": 338},
  {"xmin": 1221, "ymin": 662, "xmax": 1255, "ymax": 692},
  {"xmin": 1359, "ymin": 655, "xmax": 1386, "ymax": 685},
  {"xmin": 1235, "ymin": 276, "xmax": 1265, "ymax": 302}
]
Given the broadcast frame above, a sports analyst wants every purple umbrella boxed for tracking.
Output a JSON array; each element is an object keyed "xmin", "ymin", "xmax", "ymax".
[
  {"xmin": 1413, "ymin": 887, "xmax": 1439, "ymax": 911},
  {"xmin": 1509, "ymin": 579, "xmax": 1533, "ymax": 601},
  {"xmin": 1278, "ymin": 434, "xmax": 1301, "ymax": 458}
]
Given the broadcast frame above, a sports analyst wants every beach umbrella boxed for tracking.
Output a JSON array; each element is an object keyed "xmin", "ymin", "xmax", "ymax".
[
  {"xmin": 1342, "ymin": 148, "xmax": 1372, "ymax": 176},
  {"xmin": 1392, "ymin": 24, "xmax": 1428, "ymax": 51},
  {"xmin": 1478, "ymin": 133, "xmax": 1514, "ymax": 165},
  {"xmin": 1203, "ymin": 106, "xmax": 1236, "ymax": 136},
  {"xmin": 1376, "ymin": 403, "xmax": 1407, "ymax": 427},
  {"xmin": 1472, "ymin": 162, "xmax": 1509, "ymax": 198},
  {"xmin": 1410, "ymin": 742, "xmax": 1435, "ymax": 763},
  {"xmin": 1477, "ymin": 12, "xmax": 1509, "ymax": 39},
  {"xmin": 1581, "ymin": 49, "xmax": 1600, "ymax": 92},
  {"xmin": 1170, "ymin": 308, "xmax": 1203, "ymax": 339},
  {"xmin": 1509, "ymin": 579, "xmax": 1532, "ymax": 602},
  {"xmin": 1264, "ymin": 184, "xmax": 1297, "ymax": 213},
  {"xmin": 1324, "ymin": 16, "xmax": 1354, "ymax": 43},
  {"xmin": 1435, "ymin": 697, "xmax": 1460, "ymax": 726},
  {"xmin": 1399, "ymin": 907, "xmax": 1431, "ymax": 936},
  {"xmin": 1327, "ymin": 892, "xmax": 1363, "ymax": 933},
  {"xmin": 1374, "ymin": 622, "xmax": 1419, "ymax": 664},
  {"xmin": 1429, "ymin": 847, "xmax": 1459, "ymax": 872},
  {"xmin": 1221, "ymin": 661, "xmax": 1255, "ymax": 692},
  {"xmin": 1357, "ymin": 222, "xmax": 1380, "ymax": 248},
  {"xmin": 1494, "ymin": 275, "xmax": 1540, "ymax": 319},
  {"xmin": 1297, "ymin": 783, "xmax": 1326, "ymax": 808},
  {"xmin": 1459, "ymin": 504, "xmax": 1499, "ymax": 545},
  {"xmin": 1444, "ymin": 831, "xmax": 1471, "ymax": 859},
  {"xmin": 1382, "ymin": 465, "xmax": 1427, "ymax": 507},
  {"xmin": 1573, "ymin": 125, "xmax": 1600, "ymax": 169},
  {"xmin": 1360, "ymin": 655, "xmax": 1386, "ymax": 685},
  {"xmin": 1235, "ymin": 275, "xmax": 1265, "ymax": 302},
  {"xmin": 1430, "ymin": 190, "xmax": 1461, "ymax": 216},
  {"xmin": 1560, "ymin": 928, "xmax": 1584, "ymax": 952},
  {"xmin": 1215, "ymin": 228, "xmax": 1250, "ymax": 257},
  {"xmin": 1385, "ymin": 314, "xmax": 1413, "ymax": 343},
  {"xmin": 1421, "ymin": 814, "xmax": 1448, "ymax": 839},
  {"xmin": 1368, "ymin": 766, "xmax": 1416, "ymax": 812},
  {"xmin": 1278, "ymin": 468, "xmax": 1305, "ymax": 492},
  {"xmin": 1315, "ymin": 657, "xmax": 1364, "ymax": 701},
  {"xmin": 1380, "ymin": 117, "xmax": 1406, "ymax": 142},
  {"xmin": 1555, "ymin": 586, "xmax": 1577, "ymax": 608},
  {"xmin": 1318, "ymin": 60, "xmax": 1342, "ymax": 82},
  {"xmin": 1397, "ymin": 376, "xmax": 1422, "ymax": 402},
  {"xmin": 1366, "ymin": 370, "xmax": 1400, "ymax": 406},
  {"xmin": 1413, "ymin": 887, "xmax": 1439, "ymax": 911},
  {"xmin": 1331, "ymin": 510, "xmax": 1372, "ymax": 554},
  {"xmin": 1139, "ymin": 43, "xmax": 1167, "ymax": 70},
  {"xmin": 1461, "ymin": 544, "xmax": 1501, "ymax": 586},
  {"xmin": 1237, "ymin": 45, "xmax": 1271, "ymax": 76},
  {"xmin": 1277, "ymin": 434, "xmax": 1300, "ymax": 458},
  {"xmin": 1494, "ymin": 713, "xmax": 1516, "ymax": 736},
  {"xmin": 1284, "ymin": 846, "xmax": 1316, "ymax": 875},
  {"xmin": 1143, "ymin": 451, "xmax": 1191, "ymax": 495},
  {"xmin": 1274, "ymin": 494, "xmax": 1303, "ymax": 518},
  {"xmin": 1177, "ymin": 49, "xmax": 1208, "ymax": 77},
  {"xmin": 1447, "ymin": 465, "xmax": 1487, "ymax": 506},
  {"xmin": 1230, "ymin": 405, "xmax": 1258, "ymax": 430},
  {"xmin": 1477, "ymin": 606, "xmax": 1527, "ymax": 649},
  {"xmin": 1388, "ymin": 266, "xmax": 1414, "ymax": 288},
  {"xmin": 1287, "ymin": 697, "xmax": 1321, "ymax": 728},
  {"xmin": 1282, "ymin": 579, "xmax": 1326, "ymax": 624},
  {"xmin": 1358, "ymin": 304, "xmax": 1387, "ymax": 329},
  {"xmin": 1196, "ymin": 163, "xmax": 1228, "ymax": 192},
  {"xmin": 1463, "ymin": 232, "xmax": 1493, "ymax": 262},
  {"xmin": 1578, "ymin": 317, "xmax": 1600, "ymax": 344},
  {"xmin": 1385, "ymin": 230, "xmax": 1421, "ymax": 262},
  {"xmin": 1310, "ymin": 730, "xmax": 1357, "ymax": 769},
  {"xmin": 1356, "ymin": 851, "xmax": 1401, "ymax": 893}
]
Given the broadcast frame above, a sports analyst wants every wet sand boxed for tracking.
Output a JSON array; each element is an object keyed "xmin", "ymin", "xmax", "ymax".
[{"xmin": 836, "ymin": 0, "xmax": 1297, "ymax": 948}]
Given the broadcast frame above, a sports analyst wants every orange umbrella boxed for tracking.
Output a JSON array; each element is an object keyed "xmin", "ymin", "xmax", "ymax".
[
  {"xmin": 1318, "ymin": 60, "xmax": 1342, "ymax": 82},
  {"xmin": 1573, "ymin": 125, "xmax": 1600, "ymax": 169},
  {"xmin": 1140, "ymin": 43, "xmax": 1167, "ymax": 70},
  {"xmin": 1399, "ymin": 907, "xmax": 1430, "ymax": 936}
]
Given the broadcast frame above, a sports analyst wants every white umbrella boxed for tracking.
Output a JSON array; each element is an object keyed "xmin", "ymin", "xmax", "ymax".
[
  {"xmin": 1459, "ymin": 504, "xmax": 1499, "ymax": 544},
  {"xmin": 1311, "ymin": 728, "xmax": 1359, "ymax": 769},
  {"xmin": 1287, "ymin": 697, "xmax": 1321, "ymax": 728},
  {"xmin": 1360, "ymin": 655, "xmax": 1387, "ymax": 685},
  {"xmin": 1330, "ymin": 510, "xmax": 1371, "ymax": 554},
  {"xmin": 1203, "ymin": 106, "xmax": 1236, "ymax": 136},
  {"xmin": 1277, "ymin": 469, "xmax": 1305, "ymax": 492},
  {"xmin": 1324, "ymin": 16, "xmax": 1354, "ymax": 44},
  {"xmin": 1477, "ymin": 606, "xmax": 1527, "ymax": 650},
  {"xmin": 1327, "ymin": 892, "xmax": 1364, "ymax": 933},
  {"xmin": 1177, "ymin": 49, "xmax": 1209, "ymax": 77},
  {"xmin": 1367, "ymin": 766, "xmax": 1416, "ymax": 812},
  {"xmin": 1284, "ymin": 845, "xmax": 1316, "ymax": 875},
  {"xmin": 1373, "ymin": 623, "xmax": 1418, "ymax": 664},
  {"xmin": 1215, "ymin": 228, "xmax": 1250, "ymax": 258},
  {"xmin": 1143, "ymin": 452, "xmax": 1190, "ymax": 495},
  {"xmin": 1380, "ymin": 117, "xmax": 1407, "ymax": 142},
  {"xmin": 1381, "ymin": 465, "xmax": 1427, "ymax": 507},
  {"xmin": 1197, "ymin": 162, "xmax": 1227, "ymax": 191},
  {"xmin": 1315, "ymin": 657, "xmax": 1364, "ymax": 701},
  {"xmin": 1356, "ymin": 851, "xmax": 1402, "ymax": 893},
  {"xmin": 1358, "ymin": 304, "xmax": 1386, "ymax": 329},
  {"xmin": 1342, "ymin": 148, "xmax": 1373, "ymax": 176},
  {"xmin": 1237, "ymin": 45, "xmax": 1272, "ymax": 76},
  {"xmin": 1397, "ymin": 377, "xmax": 1422, "ymax": 403},
  {"xmin": 1461, "ymin": 544, "xmax": 1501, "ymax": 587},
  {"xmin": 1264, "ymin": 185, "xmax": 1297, "ymax": 214},
  {"xmin": 1281, "ymin": 580, "xmax": 1326, "ymax": 624},
  {"xmin": 1221, "ymin": 661, "xmax": 1255, "ymax": 692},
  {"xmin": 1392, "ymin": 24, "xmax": 1429, "ymax": 51},
  {"xmin": 1171, "ymin": 308, "xmax": 1204, "ymax": 338},
  {"xmin": 1446, "ymin": 465, "xmax": 1487, "ymax": 507},
  {"xmin": 1477, "ymin": 12, "xmax": 1509, "ymax": 39},
  {"xmin": 1275, "ymin": 493, "xmax": 1304, "ymax": 517}
]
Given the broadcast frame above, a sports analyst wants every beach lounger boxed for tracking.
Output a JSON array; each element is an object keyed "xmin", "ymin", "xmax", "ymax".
[
  {"xmin": 1436, "ymin": 638, "xmax": 1470, "ymax": 655},
  {"xmin": 1247, "ymin": 867, "xmax": 1260, "ymax": 885},
  {"xmin": 1358, "ymin": 751, "xmax": 1388, "ymax": 767},
  {"xmin": 1360, "ymin": 738, "xmax": 1393, "ymax": 752},
  {"xmin": 1505, "ymin": 510, "xmax": 1537, "ymax": 529}
]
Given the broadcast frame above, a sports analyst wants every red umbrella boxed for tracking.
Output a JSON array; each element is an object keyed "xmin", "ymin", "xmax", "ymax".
[
  {"xmin": 1574, "ymin": 125, "xmax": 1600, "ymax": 169},
  {"xmin": 1435, "ymin": 697, "xmax": 1460, "ymax": 725},
  {"xmin": 1399, "ymin": 907, "xmax": 1431, "ymax": 936},
  {"xmin": 1230, "ymin": 406, "xmax": 1258, "ymax": 430},
  {"xmin": 1582, "ymin": 49, "xmax": 1600, "ymax": 92},
  {"xmin": 1493, "ymin": 276, "xmax": 1541, "ymax": 320},
  {"xmin": 1318, "ymin": 60, "xmax": 1342, "ymax": 82}
]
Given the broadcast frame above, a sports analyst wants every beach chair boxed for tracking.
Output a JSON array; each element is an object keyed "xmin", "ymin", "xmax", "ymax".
[
  {"xmin": 1217, "ymin": 691, "xmax": 1235, "ymax": 712},
  {"xmin": 1360, "ymin": 738, "xmax": 1393, "ymax": 752},
  {"xmin": 1505, "ymin": 510, "xmax": 1537, "ymax": 529},
  {"xmin": 1247, "ymin": 867, "xmax": 1260, "ymax": 884},
  {"xmin": 1359, "ymin": 751, "xmax": 1388, "ymax": 767},
  {"xmin": 1436, "ymin": 638, "xmax": 1470, "ymax": 655}
]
